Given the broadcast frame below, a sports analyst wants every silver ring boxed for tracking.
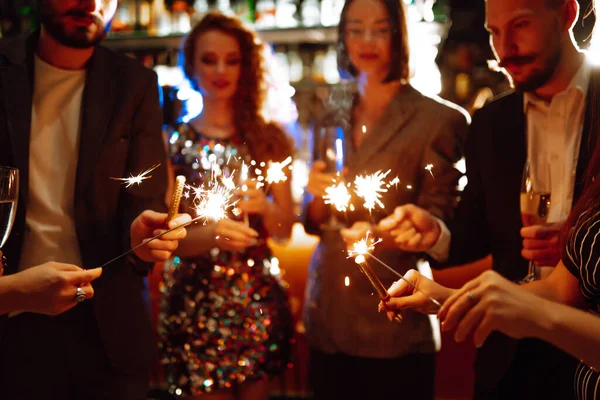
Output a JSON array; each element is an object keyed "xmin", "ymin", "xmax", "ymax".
[
  {"xmin": 74, "ymin": 287, "xmax": 87, "ymax": 303},
  {"xmin": 466, "ymin": 291, "xmax": 478, "ymax": 304}
]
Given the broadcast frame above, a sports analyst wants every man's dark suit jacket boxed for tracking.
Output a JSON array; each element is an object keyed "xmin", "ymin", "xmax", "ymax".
[
  {"xmin": 441, "ymin": 68, "xmax": 600, "ymax": 394},
  {"xmin": 0, "ymin": 33, "xmax": 168, "ymax": 373}
]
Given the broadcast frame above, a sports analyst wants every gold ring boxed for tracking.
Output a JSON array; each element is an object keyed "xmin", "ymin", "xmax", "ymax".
[{"xmin": 466, "ymin": 291, "xmax": 478, "ymax": 304}]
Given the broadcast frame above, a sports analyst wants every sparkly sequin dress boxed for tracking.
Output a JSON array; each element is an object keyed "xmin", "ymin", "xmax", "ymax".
[{"xmin": 159, "ymin": 124, "xmax": 293, "ymax": 396}]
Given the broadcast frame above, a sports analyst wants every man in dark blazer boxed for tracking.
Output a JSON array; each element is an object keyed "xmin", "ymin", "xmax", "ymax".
[
  {"xmin": 0, "ymin": 1, "xmax": 182, "ymax": 398},
  {"xmin": 373, "ymin": 0, "xmax": 597, "ymax": 398}
]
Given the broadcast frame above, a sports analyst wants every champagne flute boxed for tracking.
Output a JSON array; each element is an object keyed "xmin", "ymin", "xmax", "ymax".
[
  {"xmin": 318, "ymin": 126, "xmax": 346, "ymax": 231},
  {"xmin": 519, "ymin": 161, "xmax": 551, "ymax": 284},
  {"xmin": 0, "ymin": 167, "xmax": 18, "ymax": 273}
]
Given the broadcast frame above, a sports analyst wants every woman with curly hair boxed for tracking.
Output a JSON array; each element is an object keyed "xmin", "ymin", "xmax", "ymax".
[{"xmin": 158, "ymin": 12, "xmax": 295, "ymax": 400}]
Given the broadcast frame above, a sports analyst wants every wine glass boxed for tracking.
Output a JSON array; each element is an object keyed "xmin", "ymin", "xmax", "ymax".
[
  {"xmin": 0, "ymin": 167, "xmax": 18, "ymax": 274},
  {"xmin": 318, "ymin": 126, "xmax": 346, "ymax": 231},
  {"xmin": 519, "ymin": 161, "xmax": 551, "ymax": 284}
]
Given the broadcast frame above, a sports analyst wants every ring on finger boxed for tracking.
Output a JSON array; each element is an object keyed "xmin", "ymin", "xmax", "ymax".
[{"xmin": 466, "ymin": 291, "xmax": 478, "ymax": 304}]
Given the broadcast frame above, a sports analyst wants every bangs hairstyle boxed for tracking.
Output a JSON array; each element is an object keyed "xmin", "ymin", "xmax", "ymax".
[
  {"xmin": 337, "ymin": 0, "xmax": 410, "ymax": 82},
  {"xmin": 182, "ymin": 11, "xmax": 292, "ymax": 162}
]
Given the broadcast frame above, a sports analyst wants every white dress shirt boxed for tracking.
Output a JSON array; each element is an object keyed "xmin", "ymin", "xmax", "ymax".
[{"xmin": 428, "ymin": 57, "xmax": 591, "ymax": 262}]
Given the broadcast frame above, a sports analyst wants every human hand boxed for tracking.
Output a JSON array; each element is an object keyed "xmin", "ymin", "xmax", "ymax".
[
  {"xmin": 381, "ymin": 269, "xmax": 453, "ymax": 319},
  {"xmin": 520, "ymin": 222, "xmax": 563, "ymax": 266},
  {"xmin": 236, "ymin": 180, "xmax": 269, "ymax": 216},
  {"xmin": 306, "ymin": 161, "xmax": 339, "ymax": 198},
  {"xmin": 340, "ymin": 221, "xmax": 396, "ymax": 250},
  {"xmin": 437, "ymin": 270, "xmax": 547, "ymax": 347},
  {"xmin": 212, "ymin": 219, "xmax": 260, "ymax": 252},
  {"xmin": 11, "ymin": 263, "xmax": 102, "ymax": 315},
  {"xmin": 131, "ymin": 210, "xmax": 191, "ymax": 262},
  {"xmin": 377, "ymin": 204, "xmax": 441, "ymax": 252}
]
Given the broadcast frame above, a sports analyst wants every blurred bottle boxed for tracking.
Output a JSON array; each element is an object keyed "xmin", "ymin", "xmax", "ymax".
[
  {"xmin": 255, "ymin": 0, "xmax": 276, "ymax": 28},
  {"xmin": 192, "ymin": 0, "xmax": 210, "ymax": 25},
  {"xmin": 234, "ymin": 0, "xmax": 256, "ymax": 23},
  {"xmin": 301, "ymin": 0, "xmax": 320, "ymax": 27},
  {"xmin": 320, "ymin": 0, "xmax": 343, "ymax": 26},
  {"xmin": 152, "ymin": 0, "xmax": 173, "ymax": 35},
  {"xmin": 113, "ymin": 0, "xmax": 136, "ymax": 32},
  {"xmin": 135, "ymin": 0, "xmax": 153, "ymax": 31},
  {"xmin": 311, "ymin": 49, "xmax": 326, "ymax": 82},
  {"xmin": 171, "ymin": 0, "xmax": 191, "ymax": 33},
  {"xmin": 217, "ymin": 0, "xmax": 232, "ymax": 14},
  {"xmin": 323, "ymin": 45, "xmax": 340, "ymax": 84},
  {"xmin": 288, "ymin": 46, "xmax": 304, "ymax": 83},
  {"xmin": 275, "ymin": 0, "xmax": 299, "ymax": 28}
]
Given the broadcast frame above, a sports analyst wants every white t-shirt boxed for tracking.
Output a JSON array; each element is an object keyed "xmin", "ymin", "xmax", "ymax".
[{"xmin": 18, "ymin": 55, "xmax": 85, "ymax": 272}]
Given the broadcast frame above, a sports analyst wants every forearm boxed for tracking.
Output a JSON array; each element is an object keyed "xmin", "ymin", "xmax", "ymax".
[
  {"xmin": 262, "ymin": 201, "xmax": 293, "ymax": 242},
  {"xmin": 174, "ymin": 224, "xmax": 217, "ymax": 258},
  {"xmin": 535, "ymin": 300, "xmax": 600, "ymax": 370},
  {"xmin": 522, "ymin": 279, "xmax": 564, "ymax": 303}
]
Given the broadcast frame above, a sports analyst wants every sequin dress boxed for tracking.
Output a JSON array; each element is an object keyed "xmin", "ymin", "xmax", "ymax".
[{"xmin": 159, "ymin": 124, "xmax": 293, "ymax": 396}]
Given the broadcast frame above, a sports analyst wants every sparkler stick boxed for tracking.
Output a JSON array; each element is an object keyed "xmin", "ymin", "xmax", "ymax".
[
  {"xmin": 347, "ymin": 233, "xmax": 402, "ymax": 323},
  {"xmin": 364, "ymin": 251, "xmax": 442, "ymax": 309},
  {"xmin": 355, "ymin": 259, "xmax": 403, "ymax": 324},
  {"xmin": 97, "ymin": 215, "xmax": 202, "ymax": 270},
  {"xmin": 167, "ymin": 175, "xmax": 186, "ymax": 222}
]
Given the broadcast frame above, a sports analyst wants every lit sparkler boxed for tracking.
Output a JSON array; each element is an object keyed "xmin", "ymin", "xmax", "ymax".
[
  {"xmin": 265, "ymin": 156, "xmax": 293, "ymax": 184},
  {"xmin": 425, "ymin": 164, "xmax": 435, "ymax": 178},
  {"xmin": 111, "ymin": 164, "xmax": 160, "ymax": 188},
  {"xmin": 191, "ymin": 180, "xmax": 238, "ymax": 222},
  {"xmin": 323, "ymin": 181, "xmax": 352, "ymax": 212},
  {"xmin": 349, "ymin": 232, "xmax": 442, "ymax": 309},
  {"xmin": 354, "ymin": 169, "xmax": 391, "ymax": 212},
  {"xmin": 346, "ymin": 232, "xmax": 401, "ymax": 323},
  {"xmin": 347, "ymin": 231, "xmax": 381, "ymax": 264}
]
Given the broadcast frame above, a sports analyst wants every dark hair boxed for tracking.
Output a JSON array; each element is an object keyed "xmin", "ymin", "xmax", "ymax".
[
  {"xmin": 183, "ymin": 11, "xmax": 292, "ymax": 162},
  {"xmin": 337, "ymin": 0, "xmax": 410, "ymax": 82}
]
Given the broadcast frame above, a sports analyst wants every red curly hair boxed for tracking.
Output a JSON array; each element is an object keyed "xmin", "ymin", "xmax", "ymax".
[{"xmin": 183, "ymin": 11, "xmax": 293, "ymax": 163}]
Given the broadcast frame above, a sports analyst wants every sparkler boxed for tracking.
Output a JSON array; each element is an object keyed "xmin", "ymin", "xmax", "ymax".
[
  {"xmin": 323, "ymin": 181, "xmax": 352, "ymax": 212},
  {"xmin": 167, "ymin": 175, "xmax": 186, "ymax": 222},
  {"xmin": 347, "ymin": 232, "xmax": 402, "ymax": 323},
  {"xmin": 354, "ymin": 169, "xmax": 392, "ymax": 212},
  {"xmin": 348, "ymin": 232, "xmax": 441, "ymax": 316},
  {"xmin": 191, "ymin": 179, "xmax": 238, "ymax": 223},
  {"xmin": 265, "ymin": 156, "xmax": 293, "ymax": 184},
  {"xmin": 425, "ymin": 164, "xmax": 435, "ymax": 178},
  {"xmin": 111, "ymin": 164, "xmax": 161, "ymax": 188}
]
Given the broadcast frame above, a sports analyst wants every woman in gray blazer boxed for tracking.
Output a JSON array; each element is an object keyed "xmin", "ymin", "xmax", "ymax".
[{"xmin": 302, "ymin": 0, "xmax": 469, "ymax": 398}]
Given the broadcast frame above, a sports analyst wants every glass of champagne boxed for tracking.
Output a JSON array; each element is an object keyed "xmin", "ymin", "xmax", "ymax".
[
  {"xmin": 318, "ymin": 126, "xmax": 346, "ymax": 231},
  {"xmin": 519, "ymin": 161, "xmax": 551, "ymax": 284}
]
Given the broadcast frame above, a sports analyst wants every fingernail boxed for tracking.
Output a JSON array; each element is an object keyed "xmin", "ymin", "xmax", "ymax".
[{"xmin": 441, "ymin": 322, "xmax": 448, "ymax": 332}]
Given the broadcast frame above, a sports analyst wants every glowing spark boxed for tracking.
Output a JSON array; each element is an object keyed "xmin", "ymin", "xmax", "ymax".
[
  {"xmin": 111, "ymin": 164, "xmax": 160, "ymax": 188},
  {"xmin": 192, "ymin": 181, "xmax": 237, "ymax": 222},
  {"xmin": 347, "ymin": 231, "xmax": 381, "ymax": 264},
  {"xmin": 361, "ymin": 125, "xmax": 367, "ymax": 134},
  {"xmin": 425, "ymin": 164, "xmax": 435, "ymax": 178},
  {"xmin": 354, "ymin": 169, "xmax": 391, "ymax": 212},
  {"xmin": 221, "ymin": 172, "xmax": 237, "ymax": 190},
  {"xmin": 344, "ymin": 276, "xmax": 350, "ymax": 287},
  {"xmin": 265, "ymin": 156, "xmax": 293, "ymax": 184},
  {"xmin": 323, "ymin": 181, "xmax": 352, "ymax": 212}
]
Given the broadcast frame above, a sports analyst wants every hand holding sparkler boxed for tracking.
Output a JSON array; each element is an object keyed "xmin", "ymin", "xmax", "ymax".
[
  {"xmin": 341, "ymin": 221, "xmax": 397, "ymax": 250},
  {"xmin": 381, "ymin": 269, "xmax": 451, "ymax": 319},
  {"xmin": 306, "ymin": 161, "xmax": 339, "ymax": 198},
  {"xmin": 235, "ymin": 180, "xmax": 269, "ymax": 216},
  {"xmin": 346, "ymin": 233, "xmax": 403, "ymax": 324},
  {"xmin": 377, "ymin": 204, "xmax": 442, "ymax": 252},
  {"xmin": 130, "ymin": 210, "xmax": 191, "ymax": 262},
  {"xmin": 211, "ymin": 219, "xmax": 259, "ymax": 252}
]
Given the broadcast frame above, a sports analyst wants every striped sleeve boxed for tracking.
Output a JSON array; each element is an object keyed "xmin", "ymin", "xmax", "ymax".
[{"xmin": 562, "ymin": 209, "xmax": 600, "ymax": 296}]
